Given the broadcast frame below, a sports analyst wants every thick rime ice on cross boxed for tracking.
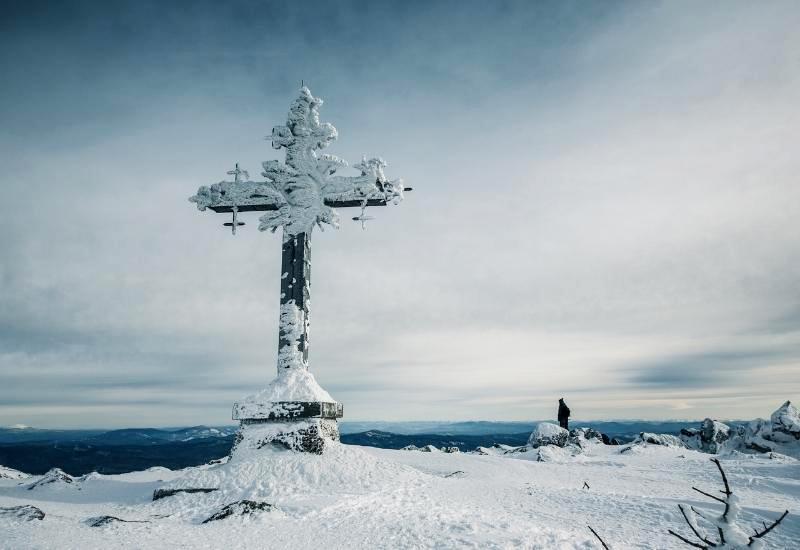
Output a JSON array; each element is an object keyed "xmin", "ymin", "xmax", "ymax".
[
  {"xmin": 190, "ymin": 87, "xmax": 404, "ymax": 236},
  {"xmin": 188, "ymin": 87, "xmax": 405, "ymax": 453}
]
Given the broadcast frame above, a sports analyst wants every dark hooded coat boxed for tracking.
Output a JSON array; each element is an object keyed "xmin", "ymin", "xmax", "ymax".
[{"xmin": 557, "ymin": 399, "xmax": 571, "ymax": 423}]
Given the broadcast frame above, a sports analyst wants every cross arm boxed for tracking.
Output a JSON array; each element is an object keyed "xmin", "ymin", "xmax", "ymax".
[
  {"xmin": 189, "ymin": 180, "xmax": 285, "ymax": 212},
  {"xmin": 191, "ymin": 179, "xmax": 395, "ymax": 214}
]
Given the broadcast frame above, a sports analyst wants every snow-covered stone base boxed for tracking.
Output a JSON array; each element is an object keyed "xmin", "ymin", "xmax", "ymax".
[{"xmin": 232, "ymin": 418, "xmax": 340, "ymax": 455}]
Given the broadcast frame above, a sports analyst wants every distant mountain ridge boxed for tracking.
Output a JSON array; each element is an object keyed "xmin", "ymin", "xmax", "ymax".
[
  {"xmin": 0, "ymin": 420, "xmax": 706, "ymax": 476},
  {"xmin": 0, "ymin": 425, "xmax": 238, "ymax": 445},
  {"xmin": 1, "ymin": 421, "xmax": 699, "ymax": 443}
]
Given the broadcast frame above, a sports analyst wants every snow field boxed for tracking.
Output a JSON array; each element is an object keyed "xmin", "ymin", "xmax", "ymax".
[{"xmin": 1, "ymin": 443, "xmax": 798, "ymax": 549}]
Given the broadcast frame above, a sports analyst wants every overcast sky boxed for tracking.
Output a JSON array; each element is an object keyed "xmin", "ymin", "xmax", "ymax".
[{"xmin": 1, "ymin": 0, "xmax": 798, "ymax": 428}]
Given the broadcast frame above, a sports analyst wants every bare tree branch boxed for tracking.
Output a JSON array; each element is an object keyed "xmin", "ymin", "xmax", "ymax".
[
  {"xmin": 691, "ymin": 506, "xmax": 714, "ymax": 523},
  {"xmin": 692, "ymin": 487, "xmax": 726, "ymax": 504},
  {"xmin": 677, "ymin": 504, "xmax": 716, "ymax": 547},
  {"xmin": 668, "ymin": 530, "xmax": 709, "ymax": 549},
  {"xmin": 710, "ymin": 459, "xmax": 731, "ymax": 519},
  {"xmin": 670, "ymin": 460, "xmax": 788, "ymax": 548},
  {"xmin": 587, "ymin": 525, "xmax": 609, "ymax": 549},
  {"xmin": 748, "ymin": 510, "xmax": 789, "ymax": 545}
]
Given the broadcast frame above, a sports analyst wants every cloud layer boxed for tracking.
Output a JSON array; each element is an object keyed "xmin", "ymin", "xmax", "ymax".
[{"xmin": 1, "ymin": 0, "xmax": 798, "ymax": 427}]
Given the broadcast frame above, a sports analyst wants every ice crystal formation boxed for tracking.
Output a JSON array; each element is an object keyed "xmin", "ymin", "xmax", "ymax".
[{"xmin": 189, "ymin": 87, "xmax": 404, "ymax": 237}]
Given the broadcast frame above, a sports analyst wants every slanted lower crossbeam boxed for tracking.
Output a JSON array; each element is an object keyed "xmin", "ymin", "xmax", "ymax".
[{"xmin": 208, "ymin": 198, "xmax": 389, "ymax": 214}]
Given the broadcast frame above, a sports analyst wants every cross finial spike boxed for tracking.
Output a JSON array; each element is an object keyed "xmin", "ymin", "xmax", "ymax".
[{"xmin": 226, "ymin": 162, "xmax": 249, "ymax": 183}]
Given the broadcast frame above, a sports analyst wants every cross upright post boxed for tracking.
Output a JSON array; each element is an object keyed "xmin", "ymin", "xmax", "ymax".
[
  {"xmin": 189, "ymin": 87, "xmax": 407, "ymax": 453},
  {"xmin": 279, "ymin": 231, "xmax": 310, "ymax": 365}
]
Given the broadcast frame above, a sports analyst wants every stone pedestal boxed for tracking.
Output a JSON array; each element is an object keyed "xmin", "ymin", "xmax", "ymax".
[
  {"xmin": 231, "ymin": 400, "xmax": 343, "ymax": 455},
  {"xmin": 232, "ymin": 418, "xmax": 340, "ymax": 455}
]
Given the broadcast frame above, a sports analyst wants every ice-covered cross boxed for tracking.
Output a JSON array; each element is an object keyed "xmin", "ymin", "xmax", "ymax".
[{"xmin": 189, "ymin": 87, "xmax": 407, "ymax": 432}]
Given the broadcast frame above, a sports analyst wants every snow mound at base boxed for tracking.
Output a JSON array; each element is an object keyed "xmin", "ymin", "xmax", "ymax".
[
  {"xmin": 242, "ymin": 368, "xmax": 335, "ymax": 404},
  {"xmin": 155, "ymin": 442, "xmax": 426, "ymax": 520},
  {"xmin": 528, "ymin": 422, "xmax": 569, "ymax": 448}
]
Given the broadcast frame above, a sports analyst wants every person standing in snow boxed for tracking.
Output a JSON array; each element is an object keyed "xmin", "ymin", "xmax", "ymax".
[{"xmin": 558, "ymin": 398, "xmax": 571, "ymax": 430}]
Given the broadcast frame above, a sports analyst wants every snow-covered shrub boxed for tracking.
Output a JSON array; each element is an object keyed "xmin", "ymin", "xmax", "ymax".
[
  {"xmin": 528, "ymin": 422, "xmax": 569, "ymax": 448},
  {"xmin": 668, "ymin": 458, "xmax": 788, "ymax": 548}
]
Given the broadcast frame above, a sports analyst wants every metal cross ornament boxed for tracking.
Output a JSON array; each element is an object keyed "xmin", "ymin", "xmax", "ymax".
[{"xmin": 189, "ymin": 87, "xmax": 408, "ymax": 428}]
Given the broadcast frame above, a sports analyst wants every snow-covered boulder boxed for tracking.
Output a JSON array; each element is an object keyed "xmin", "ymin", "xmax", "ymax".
[
  {"xmin": 152, "ymin": 487, "xmax": 218, "ymax": 501},
  {"xmin": 568, "ymin": 427, "xmax": 605, "ymax": 449},
  {"xmin": 770, "ymin": 400, "xmax": 800, "ymax": 442},
  {"xmin": 86, "ymin": 515, "xmax": 149, "ymax": 527},
  {"xmin": 441, "ymin": 446, "xmax": 460, "ymax": 453},
  {"xmin": 0, "ymin": 465, "xmax": 29, "ymax": 480},
  {"xmin": 533, "ymin": 445, "xmax": 584, "ymax": 462},
  {"xmin": 680, "ymin": 418, "xmax": 731, "ymax": 453},
  {"xmin": 528, "ymin": 423, "xmax": 569, "ymax": 448},
  {"xmin": 471, "ymin": 444, "xmax": 516, "ymax": 456},
  {"xmin": 401, "ymin": 444, "xmax": 441, "ymax": 452},
  {"xmin": 717, "ymin": 402, "xmax": 800, "ymax": 459},
  {"xmin": 632, "ymin": 432, "xmax": 687, "ymax": 448},
  {"xmin": 202, "ymin": 500, "xmax": 274, "ymax": 523},
  {"xmin": 0, "ymin": 505, "xmax": 45, "ymax": 521},
  {"xmin": 27, "ymin": 468, "xmax": 74, "ymax": 490}
]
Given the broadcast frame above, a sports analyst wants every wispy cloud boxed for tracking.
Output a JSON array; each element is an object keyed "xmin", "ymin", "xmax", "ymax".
[{"xmin": 1, "ymin": 0, "xmax": 799, "ymax": 426}]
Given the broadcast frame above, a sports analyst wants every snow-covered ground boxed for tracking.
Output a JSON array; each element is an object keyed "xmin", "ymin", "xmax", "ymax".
[{"xmin": 1, "ymin": 441, "xmax": 797, "ymax": 549}]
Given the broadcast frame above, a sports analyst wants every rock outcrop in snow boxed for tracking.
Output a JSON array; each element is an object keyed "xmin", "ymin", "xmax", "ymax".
[
  {"xmin": 770, "ymin": 400, "xmax": 800, "ymax": 441},
  {"xmin": 0, "ymin": 505, "xmax": 45, "ymax": 521},
  {"xmin": 86, "ymin": 515, "xmax": 149, "ymax": 527},
  {"xmin": 152, "ymin": 487, "xmax": 218, "ymax": 501},
  {"xmin": 680, "ymin": 418, "xmax": 731, "ymax": 453},
  {"xmin": 528, "ymin": 422, "xmax": 569, "ymax": 448},
  {"xmin": 202, "ymin": 500, "xmax": 274, "ymax": 523},
  {"xmin": 722, "ymin": 402, "xmax": 800, "ymax": 458},
  {"xmin": 27, "ymin": 468, "xmax": 74, "ymax": 490},
  {"xmin": 637, "ymin": 401, "xmax": 800, "ymax": 459},
  {"xmin": 627, "ymin": 433, "xmax": 687, "ymax": 450},
  {"xmin": 0, "ymin": 465, "xmax": 29, "ymax": 480}
]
